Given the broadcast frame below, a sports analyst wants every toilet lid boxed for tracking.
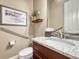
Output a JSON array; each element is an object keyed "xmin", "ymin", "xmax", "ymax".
[{"xmin": 19, "ymin": 47, "xmax": 33, "ymax": 56}]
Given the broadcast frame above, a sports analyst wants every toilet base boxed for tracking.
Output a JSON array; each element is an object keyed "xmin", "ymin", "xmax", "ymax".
[{"xmin": 19, "ymin": 54, "xmax": 33, "ymax": 59}]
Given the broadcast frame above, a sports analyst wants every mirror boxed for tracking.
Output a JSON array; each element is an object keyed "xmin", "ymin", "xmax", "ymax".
[
  {"xmin": 47, "ymin": 0, "xmax": 79, "ymax": 34},
  {"xmin": 47, "ymin": 0, "xmax": 79, "ymax": 39}
]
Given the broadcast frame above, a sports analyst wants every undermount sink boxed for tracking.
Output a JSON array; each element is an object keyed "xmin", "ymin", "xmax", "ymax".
[{"xmin": 45, "ymin": 37, "xmax": 75, "ymax": 46}]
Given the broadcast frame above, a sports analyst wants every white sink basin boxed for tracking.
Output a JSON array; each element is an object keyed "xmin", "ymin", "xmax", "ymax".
[{"xmin": 45, "ymin": 37, "xmax": 75, "ymax": 46}]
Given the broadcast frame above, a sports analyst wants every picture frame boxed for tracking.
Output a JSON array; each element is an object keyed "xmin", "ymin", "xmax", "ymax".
[{"xmin": 0, "ymin": 5, "xmax": 27, "ymax": 26}]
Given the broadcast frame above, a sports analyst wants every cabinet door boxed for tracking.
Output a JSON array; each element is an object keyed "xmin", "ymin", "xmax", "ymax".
[{"xmin": 33, "ymin": 49, "xmax": 48, "ymax": 59}]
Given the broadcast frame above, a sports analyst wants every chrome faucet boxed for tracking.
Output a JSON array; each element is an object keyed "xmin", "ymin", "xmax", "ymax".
[
  {"xmin": 50, "ymin": 26, "xmax": 64, "ymax": 39},
  {"xmin": 59, "ymin": 30, "xmax": 63, "ymax": 39}
]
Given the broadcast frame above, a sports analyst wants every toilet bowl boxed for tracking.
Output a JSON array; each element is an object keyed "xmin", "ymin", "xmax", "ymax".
[{"xmin": 18, "ymin": 47, "xmax": 33, "ymax": 59}]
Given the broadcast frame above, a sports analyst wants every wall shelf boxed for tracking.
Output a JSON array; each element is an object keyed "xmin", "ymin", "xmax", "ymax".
[{"xmin": 32, "ymin": 19, "xmax": 43, "ymax": 23}]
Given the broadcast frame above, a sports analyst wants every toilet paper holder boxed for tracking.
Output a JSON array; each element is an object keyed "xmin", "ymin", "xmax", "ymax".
[{"xmin": 9, "ymin": 41, "xmax": 16, "ymax": 46}]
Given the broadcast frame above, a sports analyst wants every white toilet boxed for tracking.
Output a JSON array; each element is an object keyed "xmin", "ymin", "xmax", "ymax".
[{"xmin": 18, "ymin": 47, "xmax": 33, "ymax": 59}]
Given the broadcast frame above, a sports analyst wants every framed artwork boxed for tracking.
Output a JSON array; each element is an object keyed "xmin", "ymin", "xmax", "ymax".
[{"xmin": 0, "ymin": 5, "xmax": 27, "ymax": 26}]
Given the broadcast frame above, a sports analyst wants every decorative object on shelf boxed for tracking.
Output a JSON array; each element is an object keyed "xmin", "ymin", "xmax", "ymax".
[
  {"xmin": 45, "ymin": 27, "xmax": 55, "ymax": 32},
  {"xmin": 0, "ymin": 5, "xmax": 27, "ymax": 26},
  {"xmin": 31, "ymin": 10, "xmax": 43, "ymax": 23},
  {"xmin": 45, "ymin": 27, "xmax": 55, "ymax": 37}
]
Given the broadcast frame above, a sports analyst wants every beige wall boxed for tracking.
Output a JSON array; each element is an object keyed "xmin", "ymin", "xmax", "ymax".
[
  {"xmin": 48, "ymin": 0, "xmax": 64, "ymax": 29},
  {"xmin": 0, "ymin": 0, "xmax": 33, "ymax": 59},
  {"xmin": 33, "ymin": 0, "xmax": 47, "ymax": 37},
  {"xmin": 47, "ymin": 0, "xmax": 51, "ymax": 27}
]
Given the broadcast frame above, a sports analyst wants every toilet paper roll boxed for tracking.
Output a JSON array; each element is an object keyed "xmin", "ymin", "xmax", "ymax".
[{"xmin": 9, "ymin": 41, "xmax": 16, "ymax": 46}]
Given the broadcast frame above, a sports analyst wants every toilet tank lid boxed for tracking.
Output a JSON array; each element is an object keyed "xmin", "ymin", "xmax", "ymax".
[{"xmin": 19, "ymin": 47, "xmax": 33, "ymax": 56}]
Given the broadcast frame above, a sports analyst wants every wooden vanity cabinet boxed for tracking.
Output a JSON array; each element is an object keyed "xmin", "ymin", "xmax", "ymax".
[
  {"xmin": 33, "ymin": 42, "xmax": 70, "ymax": 59},
  {"xmin": 33, "ymin": 49, "xmax": 48, "ymax": 59}
]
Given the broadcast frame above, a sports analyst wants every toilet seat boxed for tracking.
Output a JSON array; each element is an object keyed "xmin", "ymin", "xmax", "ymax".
[{"xmin": 19, "ymin": 47, "xmax": 33, "ymax": 57}]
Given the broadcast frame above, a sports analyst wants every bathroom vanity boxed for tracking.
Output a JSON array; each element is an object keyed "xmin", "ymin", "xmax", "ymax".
[
  {"xmin": 32, "ymin": 37, "xmax": 79, "ymax": 59},
  {"xmin": 33, "ymin": 42, "xmax": 70, "ymax": 59}
]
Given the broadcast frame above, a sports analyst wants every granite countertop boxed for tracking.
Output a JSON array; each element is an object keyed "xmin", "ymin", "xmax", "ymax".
[{"xmin": 32, "ymin": 37, "xmax": 79, "ymax": 59}]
